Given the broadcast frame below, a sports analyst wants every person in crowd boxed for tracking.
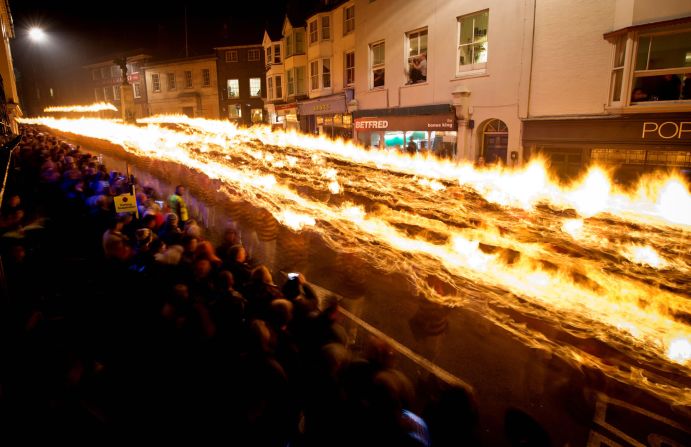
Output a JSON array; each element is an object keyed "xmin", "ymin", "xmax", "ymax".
[{"xmin": 167, "ymin": 185, "xmax": 189, "ymax": 227}]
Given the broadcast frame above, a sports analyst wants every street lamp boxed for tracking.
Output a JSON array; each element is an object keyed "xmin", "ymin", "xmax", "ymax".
[{"xmin": 28, "ymin": 27, "xmax": 46, "ymax": 43}]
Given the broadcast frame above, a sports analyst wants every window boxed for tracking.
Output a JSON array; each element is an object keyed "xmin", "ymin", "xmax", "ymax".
[
  {"xmin": 104, "ymin": 86, "xmax": 112, "ymax": 101},
  {"xmin": 321, "ymin": 16, "xmax": 330, "ymax": 40},
  {"xmin": 309, "ymin": 20, "xmax": 318, "ymax": 44},
  {"xmin": 296, "ymin": 66, "xmax": 306, "ymax": 95},
  {"xmin": 268, "ymin": 77, "xmax": 274, "ymax": 99},
  {"xmin": 226, "ymin": 50, "xmax": 238, "ymax": 62},
  {"xmin": 275, "ymin": 75, "xmax": 283, "ymax": 98},
  {"xmin": 248, "ymin": 48, "xmax": 261, "ymax": 61},
  {"xmin": 296, "ymin": 30, "xmax": 305, "ymax": 54},
  {"xmin": 100, "ymin": 67, "xmax": 107, "ymax": 79},
  {"xmin": 406, "ymin": 28, "xmax": 427, "ymax": 84},
  {"xmin": 273, "ymin": 44, "xmax": 281, "ymax": 63},
  {"xmin": 250, "ymin": 77, "xmax": 261, "ymax": 97},
  {"xmin": 184, "ymin": 70, "xmax": 193, "ymax": 88},
  {"xmin": 457, "ymin": 10, "xmax": 489, "ymax": 73},
  {"xmin": 152, "ymin": 73, "xmax": 161, "ymax": 92},
  {"xmin": 287, "ymin": 69, "xmax": 295, "ymax": 95},
  {"xmin": 227, "ymin": 79, "xmax": 239, "ymax": 98},
  {"xmin": 610, "ymin": 35, "xmax": 626, "ymax": 102},
  {"xmin": 167, "ymin": 73, "xmax": 176, "ymax": 90},
  {"xmin": 322, "ymin": 59, "xmax": 331, "ymax": 88},
  {"xmin": 344, "ymin": 5, "xmax": 355, "ymax": 35},
  {"xmin": 345, "ymin": 51, "xmax": 355, "ymax": 85},
  {"xmin": 286, "ymin": 35, "xmax": 293, "ymax": 57},
  {"xmin": 202, "ymin": 69, "xmax": 211, "ymax": 87},
  {"xmin": 310, "ymin": 61, "xmax": 319, "ymax": 90},
  {"xmin": 631, "ymin": 29, "xmax": 691, "ymax": 102},
  {"xmin": 94, "ymin": 88, "xmax": 101, "ymax": 100},
  {"xmin": 133, "ymin": 82, "xmax": 142, "ymax": 98},
  {"xmin": 370, "ymin": 41, "xmax": 385, "ymax": 88},
  {"xmin": 229, "ymin": 104, "xmax": 242, "ymax": 119},
  {"xmin": 111, "ymin": 65, "xmax": 120, "ymax": 77},
  {"xmin": 251, "ymin": 108, "xmax": 263, "ymax": 123},
  {"xmin": 266, "ymin": 47, "xmax": 272, "ymax": 63},
  {"xmin": 113, "ymin": 85, "xmax": 120, "ymax": 100}
]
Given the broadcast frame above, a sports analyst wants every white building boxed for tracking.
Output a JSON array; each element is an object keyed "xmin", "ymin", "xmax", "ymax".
[
  {"xmin": 351, "ymin": 0, "xmax": 532, "ymax": 162},
  {"xmin": 263, "ymin": 22, "xmax": 287, "ymax": 128},
  {"xmin": 523, "ymin": 0, "xmax": 691, "ymax": 180}
]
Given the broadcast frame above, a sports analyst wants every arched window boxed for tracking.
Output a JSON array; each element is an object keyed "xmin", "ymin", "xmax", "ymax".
[{"xmin": 482, "ymin": 119, "xmax": 508, "ymax": 164}]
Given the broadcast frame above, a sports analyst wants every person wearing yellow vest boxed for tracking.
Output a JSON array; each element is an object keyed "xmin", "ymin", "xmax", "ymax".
[{"xmin": 168, "ymin": 185, "xmax": 189, "ymax": 227}]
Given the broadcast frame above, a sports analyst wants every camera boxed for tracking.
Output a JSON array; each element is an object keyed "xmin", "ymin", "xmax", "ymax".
[{"xmin": 287, "ymin": 272, "xmax": 300, "ymax": 280}]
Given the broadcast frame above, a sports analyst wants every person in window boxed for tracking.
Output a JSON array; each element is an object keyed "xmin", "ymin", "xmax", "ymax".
[
  {"xmin": 406, "ymin": 140, "xmax": 417, "ymax": 155},
  {"xmin": 631, "ymin": 88, "xmax": 649, "ymax": 102},
  {"xmin": 655, "ymin": 74, "xmax": 681, "ymax": 101},
  {"xmin": 682, "ymin": 74, "xmax": 691, "ymax": 100},
  {"xmin": 408, "ymin": 53, "xmax": 427, "ymax": 84}
]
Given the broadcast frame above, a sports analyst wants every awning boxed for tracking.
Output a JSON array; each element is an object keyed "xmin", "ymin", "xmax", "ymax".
[{"xmin": 354, "ymin": 114, "xmax": 456, "ymax": 132}]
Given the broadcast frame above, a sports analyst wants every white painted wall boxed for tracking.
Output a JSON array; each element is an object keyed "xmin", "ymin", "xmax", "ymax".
[{"xmin": 353, "ymin": 0, "xmax": 531, "ymax": 160}]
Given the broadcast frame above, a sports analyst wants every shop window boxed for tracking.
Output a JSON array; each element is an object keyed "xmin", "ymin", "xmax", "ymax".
[
  {"xmin": 229, "ymin": 104, "xmax": 242, "ymax": 119},
  {"xmin": 370, "ymin": 41, "xmax": 385, "ymax": 88},
  {"xmin": 457, "ymin": 10, "xmax": 489, "ymax": 74},
  {"xmin": 406, "ymin": 28, "xmax": 427, "ymax": 84},
  {"xmin": 251, "ymin": 108, "xmax": 263, "ymax": 123}
]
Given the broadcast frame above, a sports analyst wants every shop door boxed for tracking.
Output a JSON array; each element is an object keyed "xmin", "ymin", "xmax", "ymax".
[{"xmin": 482, "ymin": 119, "xmax": 508, "ymax": 164}]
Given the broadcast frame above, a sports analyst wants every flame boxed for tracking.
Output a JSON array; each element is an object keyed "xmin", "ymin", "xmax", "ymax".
[
  {"xmin": 43, "ymin": 102, "xmax": 118, "ymax": 113},
  {"xmin": 19, "ymin": 115, "xmax": 691, "ymax": 406},
  {"xmin": 621, "ymin": 244, "xmax": 669, "ymax": 269}
]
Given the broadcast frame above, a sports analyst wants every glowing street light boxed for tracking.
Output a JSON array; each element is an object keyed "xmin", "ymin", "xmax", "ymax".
[{"xmin": 28, "ymin": 27, "xmax": 46, "ymax": 43}]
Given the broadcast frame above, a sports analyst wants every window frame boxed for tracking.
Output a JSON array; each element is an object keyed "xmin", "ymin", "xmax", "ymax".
[
  {"xmin": 406, "ymin": 27, "xmax": 428, "ymax": 85},
  {"xmin": 310, "ymin": 60, "xmax": 319, "ymax": 90},
  {"xmin": 456, "ymin": 10, "xmax": 489, "ymax": 75},
  {"xmin": 345, "ymin": 51, "xmax": 355, "ymax": 86},
  {"xmin": 343, "ymin": 5, "xmax": 355, "ymax": 35},
  {"xmin": 321, "ymin": 15, "xmax": 331, "ymax": 40},
  {"xmin": 248, "ymin": 48, "xmax": 261, "ymax": 61},
  {"xmin": 268, "ymin": 76, "xmax": 274, "ymax": 100},
  {"xmin": 370, "ymin": 41, "xmax": 385, "ymax": 89},
  {"xmin": 309, "ymin": 20, "xmax": 318, "ymax": 45},
  {"xmin": 184, "ymin": 70, "xmax": 193, "ymax": 89},
  {"xmin": 133, "ymin": 82, "xmax": 142, "ymax": 98},
  {"xmin": 275, "ymin": 74, "xmax": 283, "ymax": 98},
  {"xmin": 227, "ymin": 79, "xmax": 240, "ymax": 98},
  {"xmin": 202, "ymin": 69, "xmax": 211, "ymax": 87},
  {"xmin": 152, "ymin": 73, "xmax": 161, "ymax": 93},
  {"xmin": 226, "ymin": 50, "xmax": 239, "ymax": 62},
  {"xmin": 273, "ymin": 44, "xmax": 282, "ymax": 63},
  {"xmin": 249, "ymin": 77, "xmax": 262, "ymax": 97},
  {"xmin": 167, "ymin": 72, "xmax": 176, "ymax": 91}
]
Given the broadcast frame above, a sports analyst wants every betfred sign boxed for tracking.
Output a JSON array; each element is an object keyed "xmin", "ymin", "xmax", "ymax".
[{"xmin": 354, "ymin": 114, "xmax": 455, "ymax": 131}]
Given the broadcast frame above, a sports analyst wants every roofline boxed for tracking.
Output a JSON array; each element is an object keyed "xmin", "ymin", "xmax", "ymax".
[
  {"xmin": 214, "ymin": 44, "xmax": 263, "ymax": 50},
  {"xmin": 144, "ymin": 54, "xmax": 218, "ymax": 67},
  {"xmin": 603, "ymin": 15, "xmax": 691, "ymax": 39}
]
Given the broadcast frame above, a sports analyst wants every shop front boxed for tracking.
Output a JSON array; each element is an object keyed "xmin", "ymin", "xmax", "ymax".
[
  {"xmin": 523, "ymin": 113, "xmax": 691, "ymax": 182},
  {"xmin": 353, "ymin": 111, "xmax": 457, "ymax": 158},
  {"xmin": 297, "ymin": 94, "xmax": 352, "ymax": 139},
  {"xmin": 274, "ymin": 102, "xmax": 299, "ymax": 131}
]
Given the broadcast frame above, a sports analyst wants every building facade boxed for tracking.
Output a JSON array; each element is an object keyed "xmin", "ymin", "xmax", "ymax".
[
  {"xmin": 523, "ymin": 0, "xmax": 691, "ymax": 181},
  {"xmin": 299, "ymin": 0, "xmax": 356, "ymax": 139},
  {"xmin": 0, "ymin": 0, "xmax": 20, "ymax": 133},
  {"xmin": 350, "ymin": 0, "xmax": 531, "ymax": 162},
  {"xmin": 84, "ymin": 53, "xmax": 151, "ymax": 119},
  {"xmin": 215, "ymin": 44, "xmax": 266, "ymax": 126},
  {"xmin": 263, "ymin": 24, "xmax": 287, "ymax": 129},
  {"xmin": 144, "ymin": 55, "xmax": 219, "ymax": 118}
]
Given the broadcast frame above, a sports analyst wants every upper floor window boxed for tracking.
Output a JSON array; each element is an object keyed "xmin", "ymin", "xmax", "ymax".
[
  {"xmin": 133, "ymin": 82, "xmax": 142, "ymax": 98},
  {"xmin": 287, "ymin": 67, "xmax": 306, "ymax": 96},
  {"xmin": 266, "ymin": 46, "xmax": 272, "ymax": 63},
  {"xmin": 202, "ymin": 69, "xmax": 211, "ymax": 87},
  {"xmin": 344, "ymin": 5, "xmax": 355, "ymax": 35},
  {"xmin": 309, "ymin": 20, "xmax": 318, "ymax": 44},
  {"xmin": 321, "ymin": 16, "xmax": 330, "ymax": 40},
  {"xmin": 631, "ymin": 29, "xmax": 691, "ymax": 103},
  {"xmin": 227, "ymin": 79, "xmax": 239, "ymax": 98},
  {"xmin": 226, "ymin": 50, "xmax": 238, "ymax": 62},
  {"xmin": 457, "ymin": 10, "xmax": 489, "ymax": 74},
  {"xmin": 406, "ymin": 28, "xmax": 427, "ymax": 84},
  {"xmin": 370, "ymin": 41, "xmax": 385, "ymax": 89},
  {"xmin": 286, "ymin": 30, "xmax": 305, "ymax": 57},
  {"xmin": 249, "ymin": 77, "xmax": 261, "ymax": 97},
  {"xmin": 167, "ymin": 73, "xmax": 176, "ymax": 90},
  {"xmin": 268, "ymin": 77, "xmax": 274, "ymax": 99},
  {"xmin": 274, "ymin": 44, "xmax": 282, "ymax": 63},
  {"xmin": 610, "ymin": 35, "xmax": 626, "ymax": 103},
  {"xmin": 152, "ymin": 73, "xmax": 161, "ymax": 92},
  {"xmin": 248, "ymin": 48, "xmax": 261, "ymax": 61},
  {"xmin": 184, "ymin": 70, "xmax": 193, "ymax": 88},
  {"xmin": 113, "ymin": 85, "xmax": 120, "ymax": 100},
  {"xmin": 111, "ymin": 65, "xmax": 120, "ymax": 78},
  {"xmin": 275, "ymin": 75, "xmax": 283, "ymax": 98},
  {"xmin": 345, "ymin": 51, "xmax": 355, "ymax": 85}
]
